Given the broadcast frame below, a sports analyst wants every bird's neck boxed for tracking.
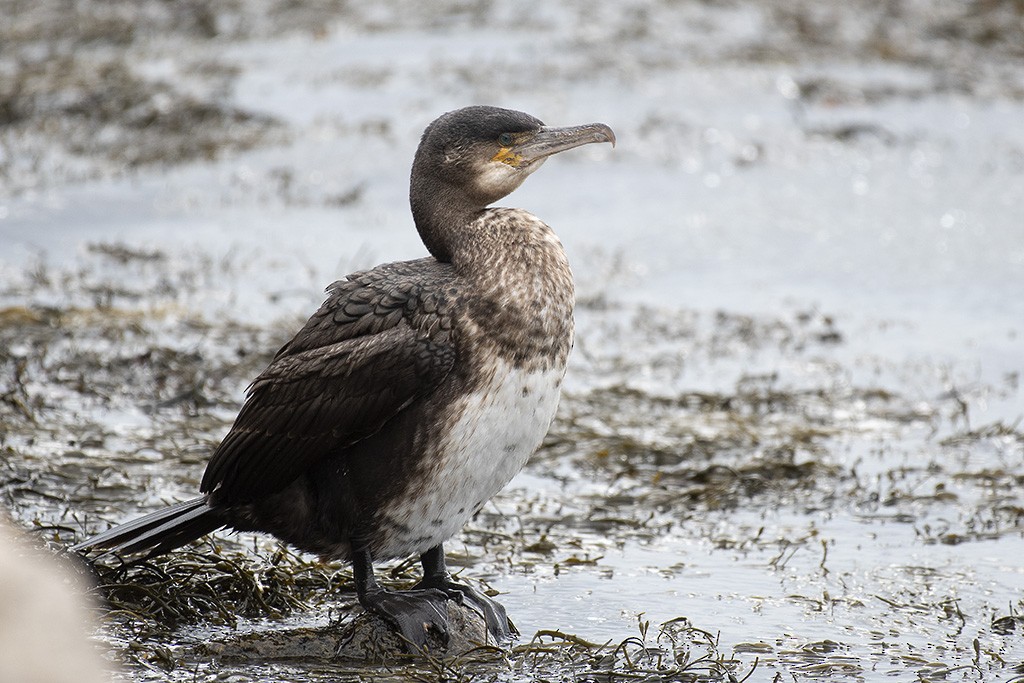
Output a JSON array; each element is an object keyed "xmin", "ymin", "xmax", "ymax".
[{"xmin": 410, "ymin": 175, "xmax": 485, "ymax": 264}]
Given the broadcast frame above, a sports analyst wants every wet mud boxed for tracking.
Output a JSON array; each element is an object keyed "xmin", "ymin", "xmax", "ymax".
[{"xmin": 2, "ymin": 247, "xmax": 1021, "ymax": 681}]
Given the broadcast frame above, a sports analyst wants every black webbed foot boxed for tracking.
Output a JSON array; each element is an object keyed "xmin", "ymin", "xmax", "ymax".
[
  {"xmin": 360, "ymin": 585, "xmax": 452, "ymax": 649},
  {"xmin": 413, "ymin": 573, "xmax": 516, "ymax": 644},
  {"xmin": 353, "ymin": 543, "xmax": 516, "ymax": 651},
  {"xmin": 415, "ymin": 543, "xmax": 516, "ymax": 644}
]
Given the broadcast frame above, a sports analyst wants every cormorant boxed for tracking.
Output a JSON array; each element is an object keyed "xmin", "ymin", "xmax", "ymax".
[{"xmin": 72, "ymin": 106, "xmax": 615, "ymax": 647}]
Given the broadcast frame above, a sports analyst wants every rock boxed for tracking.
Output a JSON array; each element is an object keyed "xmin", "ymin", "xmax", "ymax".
[
  {"xmin": 204, "ymin": 600, "xmax": 493, "ymax": 663},
  {"xmin": 0, "ymin": 517, "xmax": 110, "ymax": 683}
]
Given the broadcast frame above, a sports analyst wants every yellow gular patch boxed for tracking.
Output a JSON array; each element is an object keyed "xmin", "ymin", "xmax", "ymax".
[{"xmin": 491, "ymin": 147, "xmax": 523, "ymax": 167}]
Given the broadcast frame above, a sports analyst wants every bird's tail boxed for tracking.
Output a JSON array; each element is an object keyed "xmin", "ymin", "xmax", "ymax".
[{"xmin": 71, "ymin": 496, "xmax": 224, "ymax": 560}]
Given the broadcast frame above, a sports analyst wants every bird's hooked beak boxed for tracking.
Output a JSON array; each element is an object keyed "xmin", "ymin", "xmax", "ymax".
[{"xmin": 494, "ymin": 123, "xmax": 616, "ymax": 169}]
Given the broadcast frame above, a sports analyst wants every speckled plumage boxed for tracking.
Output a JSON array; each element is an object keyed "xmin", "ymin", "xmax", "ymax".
[{"xmin": 204, "ymin": 206, "xmax": 574, "ymax": 562}]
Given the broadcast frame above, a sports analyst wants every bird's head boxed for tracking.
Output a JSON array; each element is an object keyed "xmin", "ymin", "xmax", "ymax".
[{"xmin": 412, "ymin": 105, "xmax": 616, "ymax": 207}]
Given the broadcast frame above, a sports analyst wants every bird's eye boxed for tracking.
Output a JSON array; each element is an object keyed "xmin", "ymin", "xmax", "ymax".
[{"xmin": 498, "ymin": 133, "xmax": 515, "ymax": 147}]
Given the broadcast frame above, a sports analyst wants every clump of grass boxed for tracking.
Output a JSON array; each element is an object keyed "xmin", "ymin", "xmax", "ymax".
[
  {"xmin": 89, "ymin": 540, "xmax": 351, "ymax": 632},
  {"xmin": 992, "ymin": 600, "xmax": 1024, "ymax": 636},
  {"xmin": 511, "ymin": 616, "xmax": 755, "ymax": 682}
]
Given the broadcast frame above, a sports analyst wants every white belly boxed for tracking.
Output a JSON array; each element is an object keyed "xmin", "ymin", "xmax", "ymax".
[{"xmin": 379, "ymin": 360, "xmax": 565, "ymax": 557}]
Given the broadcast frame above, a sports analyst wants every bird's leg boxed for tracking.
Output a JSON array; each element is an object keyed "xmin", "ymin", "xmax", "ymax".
[
  {"xmin": 412, "ymin": 544, "xmax": 515, "ymax": 643},
  {"xmin": 351, "ymin": 545, "xmax": 450, "ymax": 650}
]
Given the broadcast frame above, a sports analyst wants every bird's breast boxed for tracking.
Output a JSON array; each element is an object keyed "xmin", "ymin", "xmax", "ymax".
[
  {"xmin": 368, "ymin": 208, "xmax": 574, "ymax": 558},
  {"xmin": 374, "ymin": 357, "xmax": 565, "ymax": 558}
]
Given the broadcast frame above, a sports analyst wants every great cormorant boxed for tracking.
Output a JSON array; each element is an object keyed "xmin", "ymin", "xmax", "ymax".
[{"xmin": 72, "ymin": 105, "xmax": 615, "ymax": 648}]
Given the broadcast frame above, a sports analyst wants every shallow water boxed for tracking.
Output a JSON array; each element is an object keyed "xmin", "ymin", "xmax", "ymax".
[{"xmin": 2, "ymin": 1, "xmax": 1023, "ymax": 681}]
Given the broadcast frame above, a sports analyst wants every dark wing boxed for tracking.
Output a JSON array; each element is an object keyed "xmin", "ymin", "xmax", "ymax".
[{"xmin": 201, "ymin": 263, "xmax": 456, "ymax": 502}]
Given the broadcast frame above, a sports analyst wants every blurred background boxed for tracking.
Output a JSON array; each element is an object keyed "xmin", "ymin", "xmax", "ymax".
[
  {"xmin": 2, "ymin": 2, "xmax": 1022, "ymax": 338},
  {"xmin": 1, "ymin": 1, "xmax": 1023, "ymax": 681}
]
